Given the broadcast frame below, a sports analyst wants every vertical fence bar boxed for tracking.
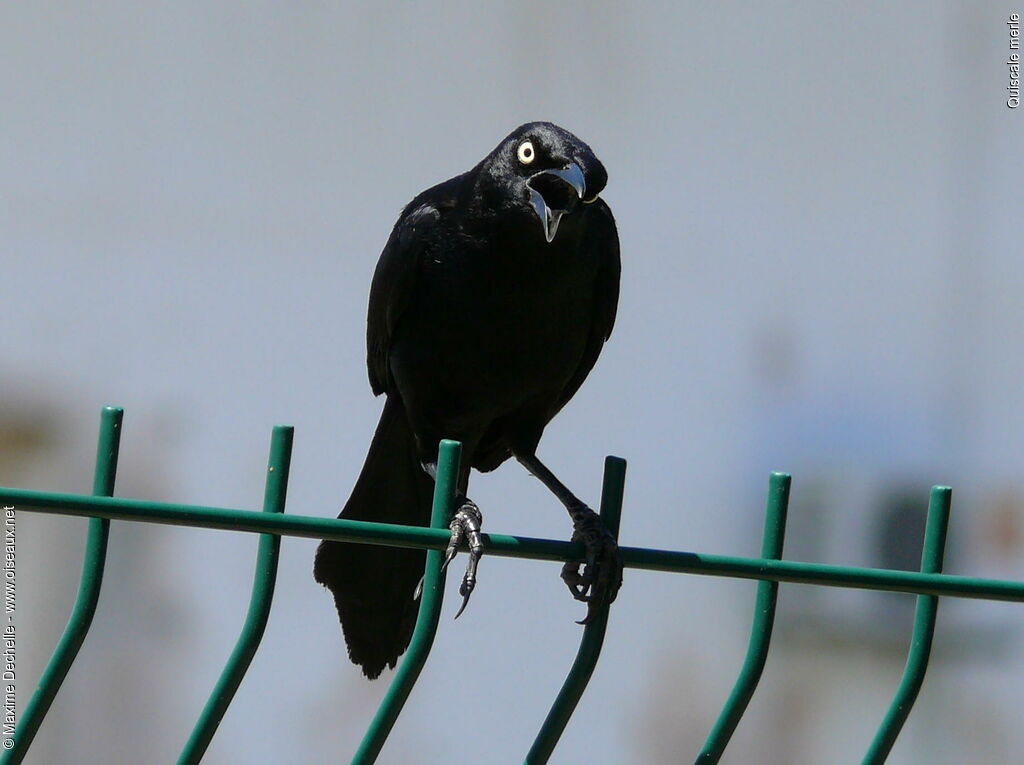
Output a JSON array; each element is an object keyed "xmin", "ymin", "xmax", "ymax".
[
  {"xmin": 695, "ymin": 471, "xmax": 791, "ymax": 764},
  {"xmin": 525, "ymin": 455, "xmax": 627, "ymax": 765},
  {"xmin": 351, "ymin": 439, "xmax": 461, "ymax": 765},
  {"xmin": 3, "ymin": 406, "xmax": 123, "ymax": 765},
  {"xmin": 176, "ymin": 425, "xmax": 294, "ymax": 765},
  {"xmin": 862, "ymin": 485, "xmax": 951, "ymax": 765}
]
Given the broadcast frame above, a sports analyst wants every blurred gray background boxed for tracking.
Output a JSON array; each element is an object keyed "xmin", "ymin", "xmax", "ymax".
[{"xmin": 5, "ymin": 2, "xmax": 1023, "ymax": 763}]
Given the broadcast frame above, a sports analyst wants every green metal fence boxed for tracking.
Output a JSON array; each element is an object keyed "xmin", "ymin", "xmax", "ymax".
[{"xmin": 3, "ymin": 406, "xmax": 1024, "ymax": 764}]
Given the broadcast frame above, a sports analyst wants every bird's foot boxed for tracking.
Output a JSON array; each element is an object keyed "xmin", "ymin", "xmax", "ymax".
[
  {"xmin": 561, "ymin": 504, "xmax": 622, "ymax": 625},
  {"xmin": 438, "ymin": 499, "xmax": 484, "ymax": 618}
]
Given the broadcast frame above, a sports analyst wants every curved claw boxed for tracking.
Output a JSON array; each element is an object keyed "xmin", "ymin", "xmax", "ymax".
[
  {"xmin": 454, "ymin": 591, "xmax": 472, "ymax": 620},
  {"xmin": 560, "ymin": 561, "xmax": 592, "ymax": 601},
  {"xmin": 439, "ymin": 543, "xmax": 459, "ymax": 576},
  {"xmin": 453, "ymin": 537, "xmax": 482, "ymax": 619}
]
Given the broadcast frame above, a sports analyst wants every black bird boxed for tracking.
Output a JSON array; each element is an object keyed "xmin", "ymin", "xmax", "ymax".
[{"xmin": 314, "ymin": 122, "xmax": 622, "ymax": 679}]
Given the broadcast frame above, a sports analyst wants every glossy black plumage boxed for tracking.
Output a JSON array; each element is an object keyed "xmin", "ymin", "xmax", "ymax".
[{"xmin": 314, "ymin": 122, "xmax": 620, "ymax": 679}]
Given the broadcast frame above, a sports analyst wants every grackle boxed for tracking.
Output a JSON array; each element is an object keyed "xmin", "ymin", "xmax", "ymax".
[{"xmin": 314, "ymin": 122, "xmax": 622, "ymax": 679}]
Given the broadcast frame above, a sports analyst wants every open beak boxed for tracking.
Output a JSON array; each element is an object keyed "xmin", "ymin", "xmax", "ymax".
[{"xmin": 527, "ymin": 162, "xmax": 587, "ymax": 243}]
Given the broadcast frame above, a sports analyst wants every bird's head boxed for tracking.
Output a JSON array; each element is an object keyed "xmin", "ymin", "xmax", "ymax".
[{"xmin": 475, "ymin": 122, "xmax": 608, "ymax": 243}]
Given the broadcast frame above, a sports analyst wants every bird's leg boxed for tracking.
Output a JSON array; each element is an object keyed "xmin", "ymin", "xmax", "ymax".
[
  {"xmin": 514, "ymin": 451, "xmax": 622, "ymax": 625},
  {"xmin": 419, "ymin": 461, "xmax": 485, "ymax": 618}
]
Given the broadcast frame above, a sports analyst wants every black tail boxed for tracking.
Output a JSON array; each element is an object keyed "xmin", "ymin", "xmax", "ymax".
[{"xmin": 314, "ymin": 395, "xmax": 434, "ymax": 679}]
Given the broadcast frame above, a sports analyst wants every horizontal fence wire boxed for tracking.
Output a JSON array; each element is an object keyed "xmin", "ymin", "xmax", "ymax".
[
  {"xmin": 6, "ymin": 487, "xmax": 1024, "ymax": 602},
  {"xmin": 5, "ymin": 407, "xmax": 1024, "ymax": 765}
]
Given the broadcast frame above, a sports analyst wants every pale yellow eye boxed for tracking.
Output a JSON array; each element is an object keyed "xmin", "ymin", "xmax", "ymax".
[{"xmin": 517, "ymin": 140, "xmax": 535, "ymax": 165}]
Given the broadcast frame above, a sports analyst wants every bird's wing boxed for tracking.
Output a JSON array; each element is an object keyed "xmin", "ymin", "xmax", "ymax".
[
  {"xmin": 365, "ymin": 201, "xmax": 442, "ymax": 394},
  {"xmin": 552, "ymin": 199, "xmax": 621, "ymax": 414}
]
